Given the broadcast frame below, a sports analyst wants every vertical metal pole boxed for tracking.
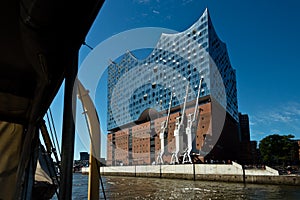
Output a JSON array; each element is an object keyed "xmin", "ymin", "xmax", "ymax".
[
  {"xmin": 59, "ymin": 57, "xmax": 78, "ymax": 200},
  {"xmin": 193, "ymin": 163, "xmax": 196, "ymax": 181},
  {"xmin": 242, "ymin": 163, "xmax": 246, "ymax": 185},
  {"xmin": 160, "ymin": 163, "xmax": 162, "ymax": 178}
]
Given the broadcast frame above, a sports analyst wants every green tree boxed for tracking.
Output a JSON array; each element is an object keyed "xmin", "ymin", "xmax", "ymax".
[{"xmin": 259, "ymin": 134, "xmax": 298, "ymax": 166}]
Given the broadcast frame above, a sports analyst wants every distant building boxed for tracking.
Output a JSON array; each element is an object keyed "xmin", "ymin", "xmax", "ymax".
[
  {"xmin": 99, "ymin": 158, "xmax": 106, "ymax": 166},
  {"xmin": 239, "ymin": 113, "xmax": 250, "ymax": 142},
  {"xmin": 80, "ymin": 152, "xmax": 89, "ymax": 161},
  {"xmin": 238, "ymin": 113, "xmax": 260, "ymax": 164},
  {"xmin": 107, "ymin": 9, "xmax": 241, "ymax": 166}
]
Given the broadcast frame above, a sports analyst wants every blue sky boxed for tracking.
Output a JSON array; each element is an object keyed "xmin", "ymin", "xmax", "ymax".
[{"xmin": 50, "ymin": 0, "xmax": 300, "ymax": 159}]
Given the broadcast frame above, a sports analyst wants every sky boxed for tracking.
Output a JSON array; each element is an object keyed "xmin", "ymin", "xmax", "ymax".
[{"xmin": 49, "ymin": 0, "xmax": 300, "ymax": 160}]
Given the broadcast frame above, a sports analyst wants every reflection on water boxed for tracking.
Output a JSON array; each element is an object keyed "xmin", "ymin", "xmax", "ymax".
[{"xmin": 52, "ymin": 173, "xmax": 300, "ymax": 199}]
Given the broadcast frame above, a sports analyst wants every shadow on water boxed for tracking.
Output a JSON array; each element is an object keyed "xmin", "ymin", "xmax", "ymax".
[{"xmin": 52, "ymin": 173, "xmax": 300, "ymax": 199}]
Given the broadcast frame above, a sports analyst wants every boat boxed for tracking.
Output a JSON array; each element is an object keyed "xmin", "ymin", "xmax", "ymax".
[{"xmin": 0, "ymin": 0, "xmax": 105, "ymax": 199}]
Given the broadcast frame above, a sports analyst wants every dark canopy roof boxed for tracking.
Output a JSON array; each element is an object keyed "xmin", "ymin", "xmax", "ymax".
[{"xmin": 0, "ymin": 0, "xmax": 104, "ymax": 124}]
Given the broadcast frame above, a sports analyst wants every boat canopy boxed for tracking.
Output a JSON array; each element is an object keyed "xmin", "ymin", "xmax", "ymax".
[
  {"xmin": 0, "ymin": 0, "xmax": 103, "ymax": 124},
  {"xmin": 0, "ymin": 0, "xmax": 104, "ymax": 199}
]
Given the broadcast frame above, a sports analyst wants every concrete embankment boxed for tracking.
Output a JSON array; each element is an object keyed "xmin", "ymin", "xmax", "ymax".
[{"xmin": 99, "ymin": 162, "xmax": 300, "ymax": 186}]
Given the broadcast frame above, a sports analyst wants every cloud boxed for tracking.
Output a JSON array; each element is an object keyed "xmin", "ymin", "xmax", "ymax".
[
  {"xmin": 249, "ymin": 101, "xmax": 300, "ymax": 140},
  {"xmin": 286, "ymin": 102, "xmax": 300, "ymax": 115},
  {"xmin": 134, "ymin": 0, "xmax": 150, "ymax": 4},
  {"xmin": 250, "ymin": 129, "xmax": 267, "ymax": 141},
  {"xmin": 152, "ymin": 10, "xmax": 160, "ymax": 14},
  {"xmin": 254, "ymin": 130, "xmax": 266, "ymax": 135},
  {"xmin": 249, "ymin": 121, "xmax": 255, "ymax": 126},
  {"xmin": 251, "ymin": 102, "xmax": 300, "ymax": 125},
  {"xmin": 269, "ymin": 112, "xmax": 292, "ymax": 122},
  {"xmin": 182, "ymin": 0, "xmax": 193, "ymax": 5},
  {"xmin": 250, "ymin": 115, "xmax": 266, "ymax": 124},
  {"xmin": 270, "ymin": 129, "xmax": 281, "ymax": 134}
]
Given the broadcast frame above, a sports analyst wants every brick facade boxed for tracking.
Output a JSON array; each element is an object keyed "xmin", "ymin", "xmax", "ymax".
[{"xmin": 106, "ymin": 100, "xmax": 241, "ymax": 166}]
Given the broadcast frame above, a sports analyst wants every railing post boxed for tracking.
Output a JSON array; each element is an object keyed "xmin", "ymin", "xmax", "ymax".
[{"xmin": 193, "ymin": 163, "xmax": 196, "ymax": 181}]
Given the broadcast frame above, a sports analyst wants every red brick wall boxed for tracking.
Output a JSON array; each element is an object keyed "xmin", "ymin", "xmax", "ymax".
[
  {"xmin": 114, "ymin": 129, "xmax": 129, "ymax": 165},
  {"xmin": 106, "ymin": 133, "xmax": 113, "ymax": 166},
  {"xmin": 107, "ymin": 101, "xmax": 240, "ymax": 165},
  {"xmin": 132, "ymin": 121, "xmax": 151, "ymax": 165}
]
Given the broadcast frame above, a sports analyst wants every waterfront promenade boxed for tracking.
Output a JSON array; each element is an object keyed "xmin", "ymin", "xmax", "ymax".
[{"xmin": 96, "ymin": 162, "xmax": 300, "ymax": 186}]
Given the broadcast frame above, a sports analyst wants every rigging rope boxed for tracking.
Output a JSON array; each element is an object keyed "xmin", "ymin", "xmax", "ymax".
[
  {"xmin": 45, "ymin": 112, "xmax": 61, "ymax": 174},
  {"xmin": 49, "ymin": 108, "xmax": 62, "ymax": 156},
  {"xmin": 46, "ymin": 112, "xmax": 55, "ymax": 148},
  {"xmin": 40, "ymin": 120, "xmax": 61, "ymax": 172},
  {"xmin": 39, "ymin": 143, "xmax": 60, "ymax": 199}
]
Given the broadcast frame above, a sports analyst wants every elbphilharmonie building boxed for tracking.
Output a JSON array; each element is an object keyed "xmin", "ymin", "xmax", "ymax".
[{"xmin": 107, "ymin": 9, "xmax": 241, "ymax": 166}]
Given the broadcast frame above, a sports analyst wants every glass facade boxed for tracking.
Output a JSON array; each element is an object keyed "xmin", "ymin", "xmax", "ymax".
[{"xmin": 107, "ymin": 9, "xmax": 238, "ymax": 131}]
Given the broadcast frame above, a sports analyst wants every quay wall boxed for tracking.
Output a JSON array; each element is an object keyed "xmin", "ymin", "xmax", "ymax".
[{"xmin": 99, "ymin": 162, "xmax": 300, "ymax": 186}]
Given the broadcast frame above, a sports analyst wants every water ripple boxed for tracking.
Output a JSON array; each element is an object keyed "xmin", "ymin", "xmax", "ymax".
[{"xmin": 51, "ymin": 174, "xmax": 300, "ymax": 199}]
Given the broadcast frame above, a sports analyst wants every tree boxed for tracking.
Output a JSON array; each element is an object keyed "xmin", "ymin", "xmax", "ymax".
[{"xmin": 259, "ymin": 134, "xmax": 298, "ymax": 166}]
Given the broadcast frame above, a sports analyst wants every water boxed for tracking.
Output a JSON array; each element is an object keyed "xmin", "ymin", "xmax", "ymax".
[{"xmin": 52, "ymin": 173, "xmax": 300, "ymax": 199}]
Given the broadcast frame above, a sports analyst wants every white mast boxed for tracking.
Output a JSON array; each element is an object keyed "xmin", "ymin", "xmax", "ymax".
[
  {"xmin": 157, "ymin": 92, "xmax": 173, "ymax": 164},
  {"xmin": 182, "ymin": 76, "xmax": 204, "ymax": 164},
  {"xmin": 170, "ymin": 82, "xmax": 189, "ymax": 164}
]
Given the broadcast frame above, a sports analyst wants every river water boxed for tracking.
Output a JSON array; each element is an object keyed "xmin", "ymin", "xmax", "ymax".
[{"xmin": 52, "ymin": 173, "xmax": 300, "ymax": 199}]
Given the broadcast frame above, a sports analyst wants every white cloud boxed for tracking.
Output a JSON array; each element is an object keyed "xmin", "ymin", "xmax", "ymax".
[
  {"xmin": 249, "ymin": 121, "xmax": 255, "ymax": 126},
  {"xmin": 133, "ymin": 0, "xmax": 150, "ymax": 4},
  {"xmin": 250, "ymin": 129, "xmax": 267, "ymax": 141},
  {"xmin": 286, "ymin": 102, "xmax": 300, "ymax": 116},
  {"xmin": 182, "ymin": 0, "xmax": 193, "ymax": 5},
  {"xmin": 255, "ymin": 130, "xmax": 266, "ymax": 135},
  {"xmin": 250, "ymin": 115, "xmax": 266, "ymax": 124},
  {"xmin": 251, "ymin": 102, "xmax": 300, "ymax": 125},
  {"xmin": 269, "ymin": 112, "xmax": 292, "ymax": 122},
  {"xmin": 270, "ymin": 129, "xmax": 281, "ymax": 134},
  {"xmin": 152, "ymin": 10, "xmax": 160, "ymax": 14},
  {"xmin": 249, "ymin": 101, "xmax": 300, "ymax": 140}
]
